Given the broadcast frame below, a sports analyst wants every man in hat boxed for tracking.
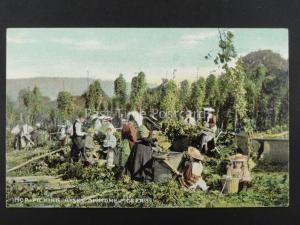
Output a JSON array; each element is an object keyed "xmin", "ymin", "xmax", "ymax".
[
  {"xmin": 226, "ymin": 154, "xmax": 251, "ymax": 190},
  {"xmin": 184, "ymin": 110, "xmax": 196, "ymax": 126},
  {"xmin": 179, "ymin": 146, "xmax": 209, "ymax": 191},
  {"xmin": 71, "ymin": 112, "xmax": 88, "ymax": 162}
]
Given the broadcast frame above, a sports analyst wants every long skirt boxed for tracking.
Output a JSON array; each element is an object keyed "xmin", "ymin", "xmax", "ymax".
[{"xmin": 71, "ymin": 136, "xmax": 86, "ymax": 162}]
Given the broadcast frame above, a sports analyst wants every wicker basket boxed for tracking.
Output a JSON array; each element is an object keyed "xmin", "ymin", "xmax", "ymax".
[{"xmin": 224, "ymin": 177, "xmax": 240, "ymax": 194}]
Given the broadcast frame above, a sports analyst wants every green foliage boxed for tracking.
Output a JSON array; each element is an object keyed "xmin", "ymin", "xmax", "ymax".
[
  {"xmin": 243, "ymin": 50, "xmax": 288, "ymax": 75},
  {"xmin": 6, "ymin": 129, "xmax": 15, "ymax": 151},
  {"xmin": 179, "ymin": 80, "xmax": 191, "ymax": 110},
  {"xmin": 160, "ymin": 80, "xmax": 180, "ymax": 116},
  {"xmin": 142, "ymin": 180, "xmax": 186, "ymax": 206},
  {"xmin": 261, "ymin": 68, "xmax": 288, "ymax": 129},
  {"xmin": 17, "ymin": 86, "xmax": 46, "ymax": 124},
  {"xmin": 206, "ymin": 31, "xmax": 249, "ymax": 130},
  {"xmin": 161, "ymin": 118, "xmax": 203, "ymax": 141},
  {"xmin": 278, "ymin": 90, "xmax": 288, "ymax": 125},
  {"xmin": 59, "ymin": 163, "xmax": 116, "ymax": 182},
  {"xmin": 7, "ymin": 169, "xmax": 289, "ymax": 208},
  {"xmin": 6, "ymin": 96, "xmax": 16, "ymax": 127},
  {"xmin": 6, "ymin": 143, "xmax": 288, "ymax": 208},
  {"xmin": 84, "ymin": 80, "xmax": 108, "ymax": 112},
  {"xmin": 245, "ymin": 79, "xmax": 257, "ymax": 120},
  {"xmin": 223, "ymin": 63, "xmax": 248, "ymax": 130},
  {"xmin": 57, "ymin": 91, "xmax": 74, "ymax": 120},
  {"xmin": 253, "ymin": 125, "xmax": 289, "ymax": 139},
  {"xmin": 215, "ymin": 74, "xmax": 233, "ymax": 129},
  {"xmin": 8, "ymin": 48, "xmax": 288, "ymax": 132},
  {"xmin": 189, "ymin": 77, "xmax": 206, "ymax": 112},
  {"xmin": 6, "ymin": 182, "xmax": 49, "ymax": 201},
  {"xmin": 242, "ymin": 51, "xmax": 288, "ymax": 130},
  {"xmin": 204, "ymin": 74, "xmax": 219, "ymax": 108},
  {"xmin": 31, "ymin": 87, "xmax": 43, "ymax": 122},
  {"xmin": 129, "ymin": 72, "xmax": 146, "ymax": 110},
  {"xmin": 21, "ymin": 89, "xmax": 34, "ymax": 108},
  {"xmin": 231, "ymin": 59, "xmax": 248, "ymax": 123},
  {"xmin": 142, "ymin": 87, "xmax": 161, "ymax": 112},
  {"xmin": 114, "ymin": 74, "xmax": 127, "ymax": 109},
  {"xmin": 234, "ymin": 172, "xmax": 288, "ymax": 207},
  {"xmin": 213, "ymin": 30, "xmax": 237, "ymax": 69}
]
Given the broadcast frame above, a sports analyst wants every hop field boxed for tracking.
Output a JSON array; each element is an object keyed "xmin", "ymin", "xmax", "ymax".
[{"xmin": 6, "ymin": 144, "xmax": 289, "ymax": 208}]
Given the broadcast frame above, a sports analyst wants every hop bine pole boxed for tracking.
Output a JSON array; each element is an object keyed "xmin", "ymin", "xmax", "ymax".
[{"xmin": 7, "ymin": 147, "xmax": 66, "ymax": 173}]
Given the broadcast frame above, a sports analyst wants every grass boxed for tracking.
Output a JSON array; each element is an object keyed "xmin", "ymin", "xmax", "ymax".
[
  {"xmin": 6, "ymin": 147, "xmax": 50, "ymax": 169},
  {"xmin": 253, "ymin": 125, "xmax": 289, "ymax": 139},
  {"xmin": 6, "ymin": 144, "xmax": 289, "ymax": 208}
]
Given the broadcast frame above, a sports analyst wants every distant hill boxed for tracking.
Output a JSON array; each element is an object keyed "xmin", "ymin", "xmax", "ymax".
[
  {"xmin": 6, "ymin": 77, "xmax": 116, "ymax": 101},
  {"xmin": 6, "ymin": 77, "xmax": 157, "ymax": 101},
  {"xmin": 242, "ymin": 50, "xmax": 288, "ymax": 75}
]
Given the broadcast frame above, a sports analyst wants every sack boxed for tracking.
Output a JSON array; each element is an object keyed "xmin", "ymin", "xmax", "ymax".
[
  {"xmin": 152, "ymin": 159, "xmax": 173, "ymax": 183},
  {"xmin": 153, "ymin": 151, "xmax": 184, "ymax": 183}
]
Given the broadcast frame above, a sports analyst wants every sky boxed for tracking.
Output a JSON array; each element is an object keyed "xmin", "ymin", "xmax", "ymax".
[{"xmin": 7, "ymin": 28, "xmax": 288, "ymax": 84}]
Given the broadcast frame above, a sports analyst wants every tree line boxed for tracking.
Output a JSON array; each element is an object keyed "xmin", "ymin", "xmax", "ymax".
[{"xmin": 6, "ymin": 31, "xmax": 288, "ymax": 132}]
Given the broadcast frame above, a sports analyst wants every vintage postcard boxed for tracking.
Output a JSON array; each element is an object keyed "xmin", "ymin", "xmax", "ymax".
[{"xmin": 6, "ymin": 28, "xmax": 289, "ymax": 208}]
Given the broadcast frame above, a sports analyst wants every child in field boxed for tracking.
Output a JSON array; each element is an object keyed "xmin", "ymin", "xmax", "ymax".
[
  {"xmin": 226, "ymin": 154, "xmax": 252, "ymax": 191},
  {"xmin": 103, "ymin": 127, "xmax": 117, "ymax": 168},
  {"xmin": 180, "ymin": 146, "xmax": 209, "ymax": 191}
]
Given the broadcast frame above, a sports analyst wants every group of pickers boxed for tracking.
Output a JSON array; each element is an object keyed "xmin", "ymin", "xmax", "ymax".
[
  {"xmin": 64, "ymin": 108, "xmax": 252, "ymax": 193},
  {"xmin": 10, "ymin": 108, "xmax": 252, "ymax": 193}
]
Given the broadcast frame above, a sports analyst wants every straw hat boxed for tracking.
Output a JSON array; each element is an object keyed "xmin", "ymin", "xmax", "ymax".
[
  {"xmin": 229, "ymin": 154, "xmax": 248, "ymax": 162},
  {"xmin": 187, "ymin": 146, "xmax": 204, "ymax": 161}
]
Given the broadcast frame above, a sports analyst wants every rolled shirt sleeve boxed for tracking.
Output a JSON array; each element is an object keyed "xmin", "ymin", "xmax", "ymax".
[{"xmin": 75, "ymin": 121, "xmax": 86, "ymax": 136}]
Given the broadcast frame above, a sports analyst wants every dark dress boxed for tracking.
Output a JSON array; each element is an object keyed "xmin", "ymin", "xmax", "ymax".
[{"xmin": 71, "ymin": 120, "xmax": 87, "ymax": 162}]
